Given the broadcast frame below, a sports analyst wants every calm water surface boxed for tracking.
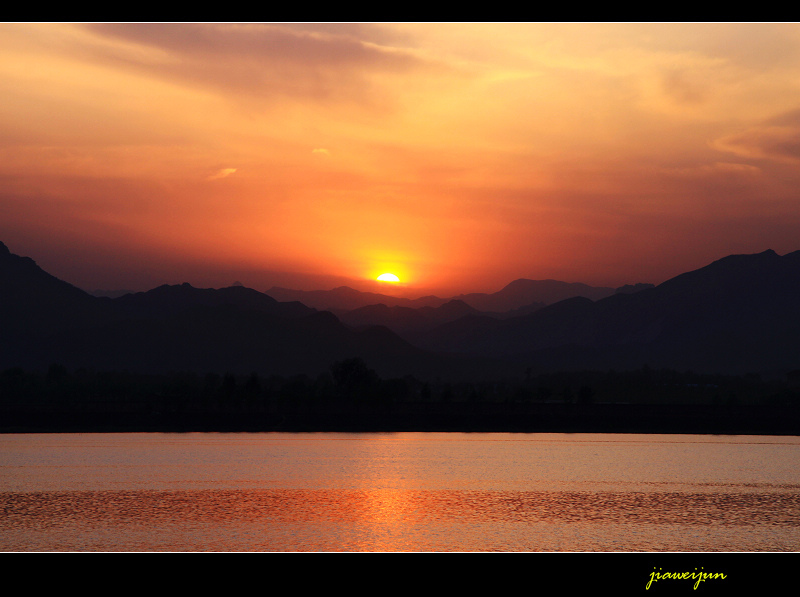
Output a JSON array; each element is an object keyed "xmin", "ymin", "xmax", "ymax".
[{"xmin": 1, "ymin": 432, "xmax": 799, "ymax": 551}]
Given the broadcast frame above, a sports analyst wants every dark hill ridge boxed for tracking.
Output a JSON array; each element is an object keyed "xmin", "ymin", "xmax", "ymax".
[
  {"xmin": 339, "ymin": 299, "xmax": 481, "ymax": 338},
  {"xmin": 323, "ymin": 278, "xmax": 631, "ymax": 341},
  {"xmin": 454, "ymin": 279, "xmax": 617, "ymax": 312},
  {"xmin": 0, "ymin": 242, "xmax": 449, "ymax": 379},
  {"xmin": 337, "ymin": 298, "xmax": 549, "ymax": 345},
  {"xmin": 418, "ymin": 249, "xmax": 800, "ymax": 375},
  {"xmin": 265, "ymin": 285, "xmax": 450, "ymax": 312},
  {"xmin": 115, "ymin": 282, "xmax": 315, "ymax": 320},
  {"xmin": 0, "ymin": 241, "xmax": 114, "ymax": 338},
  {"xmin": 267, "ymin": 278, "xmax": 629, "ymax": 314}
]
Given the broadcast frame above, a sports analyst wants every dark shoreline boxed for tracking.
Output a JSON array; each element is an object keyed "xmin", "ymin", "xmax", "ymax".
[
  {"xmin": 4, "ymin": 403, "xmax": 799, "ymax": 435},
  {"xmin": 4, "ymin": 363, "xmax": 800, "ymax": 435}
]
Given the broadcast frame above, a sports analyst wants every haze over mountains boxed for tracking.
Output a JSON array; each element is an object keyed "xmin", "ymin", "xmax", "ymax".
[
  {"xmin": 266, "ymin": 278, "xmax": 642, "ymax": 314},
  {"xmin": 2, "ymin": 240, "xmax": 799, "ymax": 380}
]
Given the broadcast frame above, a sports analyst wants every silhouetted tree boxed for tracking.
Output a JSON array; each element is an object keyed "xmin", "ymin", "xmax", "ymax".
[
  {"xmin": 421, "ymin": 382, "xmax": 432, "ymax": 402},
  {"xmin": 578, "ymin": 385, "xmax": 594, "ymax": 405},
  {"xmin": 245, "ymin": 372, "xmax": 262, "ymax": 396},
  {"xmin": 330, "ymin": 358, "xmax": 377, "ymax": 391},
  {"xmin": 46, "ymin": 363, "xmax": 69, "ymax": 386},
  {"xmin": 440, "ymin": 383, "xmax": 453, "ymax": 403},
  {"xmin": 221, "ymin": 372, "xmax": 238, "ymax": 405}
]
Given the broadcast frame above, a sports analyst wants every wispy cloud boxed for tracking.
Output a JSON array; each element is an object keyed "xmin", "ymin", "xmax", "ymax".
[
  {"xmin": 714, "ymin": 108, "xmax": 800, "ymax": 163},
  {"xmin": 78, "ymin": 23, "xmax": 437, "ymax": 109},
  {"xmin": 207, "ymin": 168, "xmax": 237, "ymax": 181}
]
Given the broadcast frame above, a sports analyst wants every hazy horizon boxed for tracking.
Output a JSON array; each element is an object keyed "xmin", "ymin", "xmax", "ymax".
[{"xmin": 6, "ymin": 238, "xmax": 794, "ymax": 304}]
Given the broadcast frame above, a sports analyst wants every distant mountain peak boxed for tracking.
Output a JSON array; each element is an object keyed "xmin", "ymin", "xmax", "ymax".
[
  {"xmin": 0, "ymin": 241, "xmax": 9, "ymax": 255},
  {"xmin": 716, "ymin": 248, "xmax": 779, "ymax": 263},
  {"xmin": 701, "ymin": 247, "xmax": 785, "ymax": 274},
  {"xmin": 501, "ymin": 278, "xmax": 542, "ymax": 291},
  {"xmin": 444, "ymin": 298, "xmax": 470, "ymax": 307},
  {"xmin": 615, "ymin": 283, "xmax": 655, "ymax": 295}
]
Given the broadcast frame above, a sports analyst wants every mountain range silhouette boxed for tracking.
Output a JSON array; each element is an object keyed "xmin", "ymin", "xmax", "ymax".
[
  {"xmin": 417, "ymin": 249, "xmax": 800, "ymax": 376},
  {"xmin": 2, "ymin": 240, "xmax": 799, "ymax": 379}
]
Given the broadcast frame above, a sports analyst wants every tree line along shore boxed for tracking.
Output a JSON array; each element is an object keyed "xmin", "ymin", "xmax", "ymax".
[{"xmin": 2, "ymin": 359, "xmax": 799, "ymax": 434}]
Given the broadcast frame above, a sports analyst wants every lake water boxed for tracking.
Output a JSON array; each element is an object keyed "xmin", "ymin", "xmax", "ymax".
[{"xmin": 1, "ymin": 432, "xmax": 799, "ymax": 551}]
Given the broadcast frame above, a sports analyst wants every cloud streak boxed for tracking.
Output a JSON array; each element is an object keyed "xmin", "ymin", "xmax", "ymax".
[
  {"xmin": 78, "ymin": 23, "xmax": 439, "ymax": 108},
  {"xmin": 207, "ymin": 168, "xmax": 237, "ymax": 181},
  {"xmin": 714, "ymin": 110, "xmax": 800, "ymax": 163}
]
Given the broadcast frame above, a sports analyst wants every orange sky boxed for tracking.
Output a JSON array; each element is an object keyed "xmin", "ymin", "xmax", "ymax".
[{"xmin": 2, "ymin": 23, "xmax": 800, "ymax": 296}]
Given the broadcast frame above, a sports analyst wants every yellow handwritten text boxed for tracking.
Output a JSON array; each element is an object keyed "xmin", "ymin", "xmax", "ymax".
[{"xmin": 646, "ymin": 567, "xmax": 727, "ymax": 590}]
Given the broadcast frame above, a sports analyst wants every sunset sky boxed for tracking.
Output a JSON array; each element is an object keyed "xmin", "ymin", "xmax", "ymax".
[{"xmin": 3, "ymin": 23, "xmax": 800, "ymax": 296}]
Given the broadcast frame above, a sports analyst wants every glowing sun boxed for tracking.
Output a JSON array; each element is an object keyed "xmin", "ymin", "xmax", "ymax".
[{"xmin": 376, "ymin": 273, "xmax": 400, "ymax": 282}]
